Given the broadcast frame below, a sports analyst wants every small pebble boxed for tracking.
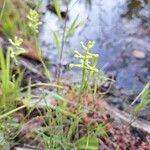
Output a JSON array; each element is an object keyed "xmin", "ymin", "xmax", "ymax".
[{"xmin": 132, "ymin": 50, "xmax": 146, "ymax": 59}]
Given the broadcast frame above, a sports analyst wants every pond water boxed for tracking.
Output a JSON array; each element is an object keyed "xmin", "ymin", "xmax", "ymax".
[{"xmin": 39, "ymin": 0, "xmax": 150, "ymax": 94}]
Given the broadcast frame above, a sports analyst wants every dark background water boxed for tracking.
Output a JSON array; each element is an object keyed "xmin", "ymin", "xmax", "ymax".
[{"xmin": 39, "ymin": 0, "xmax": 150, "ymax": 94}]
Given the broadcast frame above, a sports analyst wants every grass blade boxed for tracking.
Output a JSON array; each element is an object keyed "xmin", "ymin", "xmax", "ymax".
[
  {"xmin": 134, "ymin": 82, "xmax": 150, "ymax": 113},
  {"xmin": 53, "ymin": 0, "xmax": 62, "ymax": 19},
  {"xmin": 52, "ymin": 31, "xmax": 60, "ymax": 56}
]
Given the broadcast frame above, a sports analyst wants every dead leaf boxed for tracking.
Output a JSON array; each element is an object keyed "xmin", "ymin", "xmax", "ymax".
[{"xmin": 21, "ymin": 41, "xmax": 40, "ymax": 61}]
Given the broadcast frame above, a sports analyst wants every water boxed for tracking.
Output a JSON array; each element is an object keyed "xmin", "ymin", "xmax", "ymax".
[{"xmin": 39, "ymin": 0, "xmax": 150, "ymax": 93}]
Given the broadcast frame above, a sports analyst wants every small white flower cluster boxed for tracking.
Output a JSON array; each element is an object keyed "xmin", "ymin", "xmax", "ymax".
[
  {"xmin": 70, "ymin": 41, "xmax": 99, "ymax": 73},
  {"xmin": 8, "ymin": 36, "xmax": 25, "ymax": 62},
  {"xmin": 27, "ymin": 9, "xmax": 42, "ymax": 34}
]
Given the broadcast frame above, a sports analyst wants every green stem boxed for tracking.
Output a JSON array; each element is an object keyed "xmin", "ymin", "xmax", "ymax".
[
  {"xmin": 78, "ymin": 47, "xmax": 89, "ymax": 103},
  {"xmin": 0, "ymin": 105, "xmax": 26, "ymax": 120},
  {"xmin": 93, "ymin": 72, "xmax": 98, "ymax": 100},
  {"xmin": 80, "ymin": 58, "xmax": 86, "ymax": 92},
  {"xmin": 34, "ymin": 34, "xmax": 51, "ymax": 82},
  {"xmin": 93, "ymin": 57, "xmax": 98, "ymax": 99},
  {"xmin": 0, "ymin": 0, "xmax": 7, "ymax": 20},
  {"xmin": 57, "ymin": 4, "xmax": 69, "ymax": 81}
]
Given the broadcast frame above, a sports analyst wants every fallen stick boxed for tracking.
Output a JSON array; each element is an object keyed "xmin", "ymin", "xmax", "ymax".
[
  {"xmin": 104, "ymin": 103, "xmax": 150, "ymax": 134},
  {"xmin": 20, "ymin": 82, "xmax": 63, "ymax": 91},
  {"xmin": 18, "ymin": 57, "xmax": 45, "ymax": 78}
]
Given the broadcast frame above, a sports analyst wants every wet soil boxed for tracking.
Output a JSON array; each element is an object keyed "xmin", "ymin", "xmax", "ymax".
[{"xmin": 10, "ymin": 96, "xmax": 150, "ymax": 150}]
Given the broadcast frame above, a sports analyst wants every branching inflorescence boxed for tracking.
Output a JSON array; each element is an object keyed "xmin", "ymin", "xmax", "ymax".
[
  {"xmin": 27, "ymin": 9, "xmax": 42, "ymax": 34},
  {"xmin": 70, "ymin": 41, "xmax": 99, "ymax": 95},
  {"xmin": 8, "ymin": 36, "xmax": 25, "ymax": 63}
]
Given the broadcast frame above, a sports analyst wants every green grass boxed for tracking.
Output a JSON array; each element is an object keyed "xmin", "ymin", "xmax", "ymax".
[
  {"xmin": 54, "ymin": 0, "xmax": 62, "ymax": 20},
  {"xmin": 0, "ymin": 47, "xmax": 22, "ymax": 107},
  {"xmin": 0, "ymin": 1, "xmax": 107, "ymax": 149},
  {"xmin": 0, "ymin": 1, "xmax": 120, "ymax": 149}
]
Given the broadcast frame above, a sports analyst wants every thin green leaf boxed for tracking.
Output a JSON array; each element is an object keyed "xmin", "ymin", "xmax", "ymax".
[
  {"xmin": 51, "ymin": 92, "xmax": 68, "ymax": 102},
  {"xmin": 0, "ymin": 47, "xmax": 5, "ymax": 73},
  {"xmin": 134, "ymin": 82, "xmax": 150, "ymax": 113},
  {"xmin": 56, "ymin": 107, "xmax": 78, "ymax": 119},
  {"xmin": 53, "ymin": 0, "xmax": 62, "ymax": 19},
  {"xmin": 65, "ymin": 15, "xmax": 79, "ymax": 39},
  {"xmin": 6, "ymin": 48, "xmax": 11, "ymax": 89},
  {"xmin": 0, "ymin": 105, "xmax": 26, "ymax": 120},
  {"xmin": 26, "ymin": 78, "xmax": 31, "ymax": 110},
  {"xmin": 65, "ymin": 16, "xmax": 88, "ymax": 40},
  {"xmin": 0, "ymin": 0, "xmax": 7, "ymax": 20},
  {"xmin": 75, "ymin": 136, "xmax": 99, "ymax": 150},
  {"xmin": 52, "ymin": 31, "xmax": 60, "ymax": 55}
]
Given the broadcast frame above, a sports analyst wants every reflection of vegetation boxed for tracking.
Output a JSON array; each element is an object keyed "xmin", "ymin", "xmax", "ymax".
[
  {"xmin": 85, "ymin": 0, "xmax": 92, "ymax": 8},
  {"xmin": 123, "ymin": 0, "xmax": 148, "ymax": 19},
  {"xmin": 124, "ymin": 0, "xmax": 141, "ymax": 19}
]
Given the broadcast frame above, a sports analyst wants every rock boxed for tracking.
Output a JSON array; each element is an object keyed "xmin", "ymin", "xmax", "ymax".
[{"xmin": 132, "ymin": 50, "xmax": 146, "ymax": 59}]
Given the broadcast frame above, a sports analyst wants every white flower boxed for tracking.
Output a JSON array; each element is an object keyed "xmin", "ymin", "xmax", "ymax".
[
  {"xmin": 27, "ymin": 9, "xmax": 42, "ymax": 33},
  {"xmin": 8, "ymin": 36, "xmax": 25, "ymax": 62}
]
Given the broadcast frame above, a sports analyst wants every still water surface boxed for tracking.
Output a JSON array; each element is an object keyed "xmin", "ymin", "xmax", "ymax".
[{"xmin": 39, "ymin": 0, "xmax": 150, "ymax": 93}]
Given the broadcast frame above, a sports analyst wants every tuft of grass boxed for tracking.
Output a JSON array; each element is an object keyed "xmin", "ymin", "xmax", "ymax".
[
  {"xmin": 0, "ymin": 1, "xmax": 107, "ymax": 149},
  {"xmin": 0, "ymin": 10, "xmax": 17, "ymax": 38},
  {"xmin": 0, "ymin": 47, "xmax": 23, "ymax": 107}
]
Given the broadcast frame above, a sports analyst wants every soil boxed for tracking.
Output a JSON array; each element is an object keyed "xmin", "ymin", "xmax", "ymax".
[{"xmin": 9, "ymin": 94, "xmax": 150, "ymax": 150}]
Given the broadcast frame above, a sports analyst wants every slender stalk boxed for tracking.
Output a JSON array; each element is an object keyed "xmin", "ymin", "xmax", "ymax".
[
  {"xmin": 57, "ymin": 4, "xmax": 69, "ymax": 81},
  {"xmin": 0, "ymin": 105, "xmax": 26, "ymax": 120},
  {"xmin": 70, "ymin": 41, "xmax": 99, "ymax": 103},
  {"xmin": 34, "ymin": 35, "xmax": 51, "ymax": 82},
  {"xmin": 93, "ymin": 72, "xmax": 98, "ymax": 100},
  {"xmin": 93, "ymin": 57, "xmax": 98, "ymax": 99},
  {"xmin": 0, "ymin": 0, "xmax": 7, "ymax": 20},
  {"xmin": 20, "ymin": 83, "xmax": 63, "ymax": 91},
  {"xmin": 78, "ymin": 47, "xmax": 89, "ymax": 104},
  {"xmin": 80, "ymin": 58, "xmax": 86, "ymax": 92}
]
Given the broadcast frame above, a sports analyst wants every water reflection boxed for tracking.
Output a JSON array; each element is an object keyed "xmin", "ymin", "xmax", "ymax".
[
  {"xmin": 39, "ymin": 0, "xmax": 150, "ymax": 93},
  {"xmin": 123, "ymin": 0, "xmax": 149, "ymax": 19}
]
